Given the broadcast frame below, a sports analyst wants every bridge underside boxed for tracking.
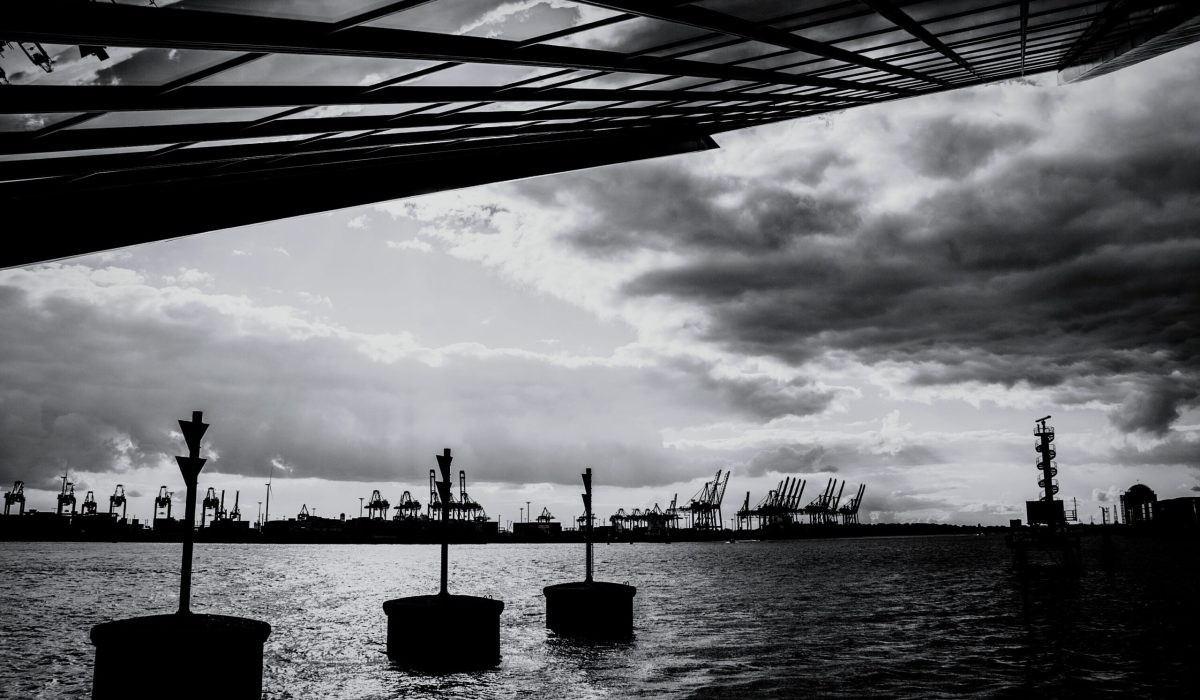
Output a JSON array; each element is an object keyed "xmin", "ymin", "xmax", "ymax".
[{"xmin": 2, "ymin": 0, "xmax": 1197, "ymax": 269}]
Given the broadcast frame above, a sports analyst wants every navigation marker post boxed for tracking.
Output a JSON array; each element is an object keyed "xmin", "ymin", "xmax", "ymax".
[
  {"xmin": 544, "ymin": 468, "xmax": 637, "ymax": 639},
  {"xmin": 383, "ymin": 448, "xmax": 504, "ymax": 671},
  {"xmin": 89, "ymin": 411, "xmax": 271, "ymax": 700}
]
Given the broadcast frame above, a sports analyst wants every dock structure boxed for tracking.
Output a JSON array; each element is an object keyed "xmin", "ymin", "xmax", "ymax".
[
  {"xmin": 545, "ymin": 468, "xmax": 637, "ymax": 639},
  {"xmin": 89, "ymin": 411, "xmax": 271, "ymax": 700},
  {"xmin": 383, "ymin": 449, "xmax": 503, "ymax": 671}
]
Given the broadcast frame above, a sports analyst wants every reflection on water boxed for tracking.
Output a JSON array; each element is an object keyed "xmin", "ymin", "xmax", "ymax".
[{"xmin": 1, "ymin": 536, "xmax": 1196, "ymax": 698}]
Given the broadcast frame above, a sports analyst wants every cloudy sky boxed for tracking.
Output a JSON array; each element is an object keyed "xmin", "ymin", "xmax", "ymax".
[{"xmin": 2, "ymin": 11, "xmax": 1198, "ymax": 526}]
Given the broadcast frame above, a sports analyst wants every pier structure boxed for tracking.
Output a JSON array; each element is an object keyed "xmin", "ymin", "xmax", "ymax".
[
  {"xmin": 90, "ymin": 411, "xmax": 271, "ymax": 700},
  {"xmin": 545, "ymin": 468, "xmax": 637, "ymax": 639},
  {"xmin": 383, "ymin": 448, "xmax": 503, "ymax": 671}
]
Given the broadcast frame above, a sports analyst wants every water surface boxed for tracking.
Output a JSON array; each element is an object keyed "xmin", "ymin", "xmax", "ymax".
[{"xmin": 1, "ymin": 535, "xmax": 1196, "ymax": 698}]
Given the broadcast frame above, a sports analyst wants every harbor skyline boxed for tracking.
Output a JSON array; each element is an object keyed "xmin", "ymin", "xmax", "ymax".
[{"xmin": 2, "ymin": 28, "xmax": 1199, "ymax": 529}]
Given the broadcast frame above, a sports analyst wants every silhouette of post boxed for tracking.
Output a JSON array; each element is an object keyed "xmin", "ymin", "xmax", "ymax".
[
  {"xmin": 584, "ymin": 468, "xmax": 593, "ymax": 583},
  {"xmin": 89, "ymin": 411, "xmax": 271, "ymax": 699},
  {"xmin": 437, "ymin": 448, "xmax": 452, "ymax": 595},
  {"xmin": 176, "ymin": 411, "xmax": 207, "ymax": 614},
  {"xmin": 544, "ymin": 468, "xmax": 636, "ymax": 639},
  {"xmin": 383, "ymin": 447, "xmax": 503, "ymax": 671}
]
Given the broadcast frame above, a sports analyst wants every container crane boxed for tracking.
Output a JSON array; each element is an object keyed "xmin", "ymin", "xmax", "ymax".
[
  {"xmin": 665, "ymin": 493, "xmax": 680, "ymax": 529},
  {"xmin": 826, "ymin": 480, "xmax": 846, "ymax": 524},
  {"xmin": 3, "ymin": 481, "xmax": 25, "ymax": 515},
  {"xmin": 297, "ymin": 504, "xmax": 310, "ymax": 521},
  {"xmin": 458, "ymin": 470, "xmax": 485, "ymax": 521},
  {"xmin": 80, "ymin": 490, "xmax": 98, "ymax": 516},
  {"xmin": 393, "ymin": 491, "xmax": 421, "ymax": 520},
  {"xmin": 682, "ymin": 469, "xmax": 730, "ymax": 530},
  {"xmin": 366, "ymin": 489, "xmax": 389, "ymax": 520},
  {"xmin": 229, "ymin": 491, "xmax": 241, "ymax": 522},
  {"xmin": 838, "ymin": 484, "xmax": 866, "ymax": 524},
  {"xmin": 57, "ymin": 474, "xmax": 77, "ymax": 517},
  {"xmin": 154, "ymin": 485, "xmax": 172, "ymax": 519},
  {"xmin": 804, "ymin": 478, "xmax": 835, "ymax": 524},
  {"xmin": 201, "ymin": 487, "xmax": 220, "ymax": 527},
  {"xmin": 108, "ymin": 484, "xmax": 127, "ymax": 521}
]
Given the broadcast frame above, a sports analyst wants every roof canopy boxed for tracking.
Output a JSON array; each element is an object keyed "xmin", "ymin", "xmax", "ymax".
[{"xmin": 2, "ymin": 0, "xmax": 1197, "ymax": 268}]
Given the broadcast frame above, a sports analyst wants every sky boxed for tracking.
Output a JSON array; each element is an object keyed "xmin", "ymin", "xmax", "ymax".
[{"xmin": 1, "ymin": 5, "xmax": 1198, "ymax": 527}]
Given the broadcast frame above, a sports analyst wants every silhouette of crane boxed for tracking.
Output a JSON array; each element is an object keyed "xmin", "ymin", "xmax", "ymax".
[
  {"xmin": 108, "ymin": 484, "xmax": 126, "ymax": 521},
  {"xmin": 154, "ymin": 485, "xmax": 172, "ymax": 519},
  {"xmin": 681, "ymin": 469, "xmax": 730, "ymax": 530},
  {"xmin": 366, "ymin": 489, "xmax": 389, "ymax": 520},
  {"xmin": 80, "ymin": 490, "xmax": 98, "ymax": 516},
  {"xmin": 201, "ymin": 487, "xmax": 220, "ymax": 527},
  {"xmin": 57, "ymin": 474, "xmax": 77, "ymax": 517},
  {"xmin": 3, "ymin": 481, "xmax": 25, "ymax": 516}
]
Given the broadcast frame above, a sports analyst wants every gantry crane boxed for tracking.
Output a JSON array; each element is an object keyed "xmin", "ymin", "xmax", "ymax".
[
  {"xmin": 682, "ymin": 469, "xmax": 730, "ymax": 530},
  {"xmin": 392, "ymin": 491, "xmax": 421, "ymax": 520},
  {"xmin": 457, "ymin": 470, "xmax": 486, "ymax": 521},
  {"xmin": 56, "ymin": 474, "xmax": 77, "ymax": 517},
  {"xmin": 201, "ymin": 487, "xmax": 220, "ymax": 527},
  {"xmin": 3, "ymin": 481, "xmax": 25, "ymax": 515},
  {"xmin": 108, "ymin": 484, "xmax": 127, "ymax": 521},
  {"xmin": 804, "ymin": 478, "xmax": 837, "ymax": 524},
  {"xmin": 366, "ymin": 489, "xmax": 389, "ymax": 520},
  {"xmin": 297, "ymin": 504, "xmax": 310, "ymax": 521},
  {"xmin": 80, "ymin": 490, "xmax": 98, "ymax": 516},
  {"xmin": 154, "ymin": 485, "xmax": 172, "ymax": 519},
  {"xmin": 838, "ymin": 484, "xmax": 866, "ymax": 524}
]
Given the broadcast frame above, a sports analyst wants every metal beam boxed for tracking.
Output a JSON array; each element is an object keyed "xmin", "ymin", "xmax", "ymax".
[
  {"xmin": 0, "ymin": 84, "xmax": 860, "ymax": 114},
  {"xmin": 858, "ymin": 0, "xmax": 982, "ymax": 78},
  {"xmin": 0, "ymin": 130, "xmax": 719, "ymax": 270},
  {"xmin": 0, "ymin": 103, "xmax": 820, "ymax": 156},
  {"xmin": 0, "ymin": 113, "xmax": 788, "ymax": 183},
  {"xmin": 3, "ymin": 2, "xmax": 911, "ymax": 95},
  {"xmin": 576, "ymin": 0, "xmax": 949, "ymax": 86}
]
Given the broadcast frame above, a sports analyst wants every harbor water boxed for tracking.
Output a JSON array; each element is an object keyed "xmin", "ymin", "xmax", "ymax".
[{"xmin": 1, "ymin": 535, "xmax": 1197, "ymax": 698}]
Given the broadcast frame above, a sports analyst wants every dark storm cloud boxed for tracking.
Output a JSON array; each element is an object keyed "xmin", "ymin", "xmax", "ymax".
[
  {"xmin": 743, "ymin": 442, "xmax": 941, "ymax": 478},
  {"xmin": 516, "ymin": 164, "xmax": 859, "ymax": 255},
  {"xmin": 657, "ymin": 357, "xmax": 836, "ymax": 421},
  {"xmin": 1110, "ymin": 434, "xmax": 1200, "ymax": 468},
  {"xmin": 532, "ymin": 58, "xmax": 1200, "ymax": 436},
  {"xmin": 903, "ymin": 116, "xmax": 1037, "ymax": 179}
]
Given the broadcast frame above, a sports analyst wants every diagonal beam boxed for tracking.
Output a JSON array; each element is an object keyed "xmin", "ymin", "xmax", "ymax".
[
  {"xmin": 4, "ymin": 1, "xmax": 911, "ymax": 95},
  {"xmin": 858, "ymin": 0, "xmax": 982, "ymax": 79},
  {"xmin": 0, "ymin": 84, "xmax": 861, "ymax": 114},
  {"xmin": 0, "ymin": 103, "xmax": 819, "ymax": 156},
  {"xmin": 576, "ymin": 0, "xmax": 949, "ymax": 86},
  {"xmin": 0, "ymin": 130, "xmax": 720, "ymax": 270},
  {"xmin": 0, "ymin": 110, "xmax": 809, "ymax": 183}
]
